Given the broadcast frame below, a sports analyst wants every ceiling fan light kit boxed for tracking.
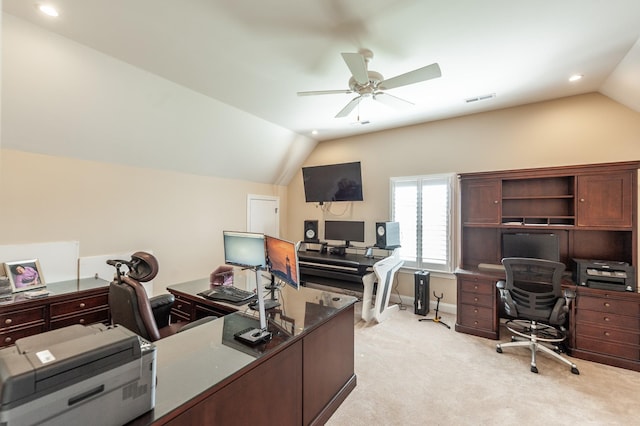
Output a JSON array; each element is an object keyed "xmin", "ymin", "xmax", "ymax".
[{"xmin": 297, "ymin": 49, "xmax": 442, "ymax": 119}]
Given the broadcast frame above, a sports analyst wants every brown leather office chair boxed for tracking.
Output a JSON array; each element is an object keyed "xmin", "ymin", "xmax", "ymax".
[{"xmin": 108, "ymin": 252, "xmax": 215, "ymax": 342}]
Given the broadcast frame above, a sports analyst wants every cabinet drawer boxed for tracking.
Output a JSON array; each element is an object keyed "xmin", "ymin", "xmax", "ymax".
[
  {"xmin": 575, "ymin": 335, "xmax": 639, "ymax": 360},
  {"xmin": 458, "ymin": 304, "xmax": 494, "ymax": 330},
  {"xmin": 459, "ymin": 292, "xmax": 494, "ymax": 308},
  {"xmin": 50, "ymin": 308, "xmax": 110, "ymax": 330},
  {"xmin": 577, "ymin": 309, "xmax": 639, "ymax": 330},
  {"xmin": 578, "ymin": 296, "xmax": 639, "ymax": 316},
  {"xmin": 0, "ymin": 307, "xmax": 46, "ymax": 330},
  {"xmin": 460, "ymin": 279, "xmax": 494, "ymax": 295},
  {"xmin": 170, "ymin": 309, "xmax": 191, "ymax": 324},
  {"xmin": 576, "ymin": 323, "xmax": 640, "ymax": 346},
  {"xmin": 50, "ymin": 294, "xmax": 109, "ymax": 318},
  {"xmin": 173, "ymin": 296, "xmax": 194, "ymax": 316},
  {"xmin": 0, "ymin": 323, "xmax": 48, "ymax": 347}
]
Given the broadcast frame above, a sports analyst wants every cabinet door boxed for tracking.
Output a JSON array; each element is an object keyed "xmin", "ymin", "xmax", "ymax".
[
  {"xmin": 461, "ymin": 179, "xmax": 501, "ymax": 224},
  {"xmin": 577, "ymin": 172, "xmax": 633, "ymax": 228}
]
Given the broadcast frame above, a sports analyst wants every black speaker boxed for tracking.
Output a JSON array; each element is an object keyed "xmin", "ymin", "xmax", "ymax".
[
  {"xmin": 375, "ymin": 222, "xmax": 401, "ymax": 249},
  {"xmin": 414, "ymin": 270, "xmax": 430, "ymax": 316},
  {"xmin": 304, "ymin": 220, "xmax": 319, "ymax": 243}
]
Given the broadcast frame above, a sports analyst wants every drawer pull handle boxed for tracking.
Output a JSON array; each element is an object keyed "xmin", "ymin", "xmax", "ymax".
[
  {"xmin": 79, "ymin": 319, "xmax": 85, "ymax": 324},
  {"xmin": 4, "ymin": 319, "xmax": 12, "ymax": 325},
  {"xmin": 473, "ymin": 308, "xmax": 478, "ymax": 313},
  {"xmin": 604, "ymin": 302, "xmax": 611, "ymax": 308},
  {"xmin": 604, "ymin": 317, "xmax": 610, "ymax": 322},
  {"xmin": 473, "ymin": 321, "xmax": 478, "ymax": 325},
  {"xmin": 604, "ymin": 331, "xmax": 610, "ymax": 337},
  {"xmin": 473, "ymin": 297, "xmax": 479, "ymax": 302},
  {"xmin": 473, "ymin": 285, "xmax": 478, "ymax": 290},
  {"xmin": 4, "ymin": 337, "xmax": 11, "ymax": 343},
  {"xmin": 177, "ymin": 304, "xmax": 183, "ymax": 309},
  {"xmin": 79, "ymin": 303, "xmax": 86, "ymax": 308}
]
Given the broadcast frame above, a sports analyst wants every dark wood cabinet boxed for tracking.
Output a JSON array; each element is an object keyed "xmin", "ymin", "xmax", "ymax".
[
  {"xmin": 576, "ymin": 171, "xmax": 633, "ymax": 228},
  {"xmin": 571, "ymin": 287, "xmax": 640, "ymax": 370},
  {"xmin": 455, "ymin": 272, "xmax": 499, "ymax": 339},
  {"xmin": 457, "ymin": 161, "xmax": 640, "ymax": 371},
  {"xmin": 461, "ymin": 179, "xmax": 501, "ymax": 225},
  {"xmin": 0, "ymin": 279, "xmax": 110, "ymax": 347}
]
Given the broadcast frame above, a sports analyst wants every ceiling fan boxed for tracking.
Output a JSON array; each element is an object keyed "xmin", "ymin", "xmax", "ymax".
[{"xmin": 297, "ymin": 49, "xmax": 441, "ymax": 118}]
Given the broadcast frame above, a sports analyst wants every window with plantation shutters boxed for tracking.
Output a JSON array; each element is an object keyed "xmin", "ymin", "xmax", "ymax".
[{"xmin": 390, "ymin": 174, "xmax": 455, "ymax": 273}]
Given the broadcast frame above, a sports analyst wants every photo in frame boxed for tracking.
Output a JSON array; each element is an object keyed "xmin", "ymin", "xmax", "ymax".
[{"xmin": 3, "ymin": 259, "xmax": 46, "ymax": 292}]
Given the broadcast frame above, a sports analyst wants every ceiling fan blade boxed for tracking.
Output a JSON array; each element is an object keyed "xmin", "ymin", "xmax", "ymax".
[
  {"xmin": 341, "ymin": 52, "xmax": 369, "ymax": 85},
  {"xmin": 297, "ymin": 89, "xmax": 353, "ymax": 96},
  {"xmin": 374, "ymin": 92, "xmax": 414, "ymax": 109},
  {"xmin": 380, "ymin": 63, "xmax": 441, "ymax": 90},
  {"xmin": 335, "ymin": 96, "xmax": 362, "ymax": 118}
]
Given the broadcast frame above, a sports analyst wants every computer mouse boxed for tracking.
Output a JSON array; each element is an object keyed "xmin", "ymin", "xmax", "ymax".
[
  {"xmin": 332, "ymin": 297, "xmax": 341, "ymax": 301},
  {"xmin": 252, "ymin": 331, "xmax": 261, "ymax": 338}
]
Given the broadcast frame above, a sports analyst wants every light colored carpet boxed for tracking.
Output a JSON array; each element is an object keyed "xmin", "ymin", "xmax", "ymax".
[{"xmin": 327, "ymin": 302, "xmax": 640, "ymax": 426}]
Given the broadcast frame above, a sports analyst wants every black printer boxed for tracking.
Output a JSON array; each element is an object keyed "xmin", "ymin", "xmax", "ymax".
[{"xmin": 572, "ymin": 258, "xmax": 636, "ymax": 292}]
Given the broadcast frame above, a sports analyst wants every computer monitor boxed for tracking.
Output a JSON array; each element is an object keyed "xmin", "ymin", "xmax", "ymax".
[
  {"xmin": 324, "ymin": 220, "xmax": 365, "ymax": 247},
  {"xmin": 222, "ymin": 231, "xmax": 267, "ymax": 269},
  {"xmin": 265, "ymin": 235, "xmax": 300, "ymax": 290},
  {"xmin": 502, "ymin": 233, "xmax": 560, "ymax": 262}
]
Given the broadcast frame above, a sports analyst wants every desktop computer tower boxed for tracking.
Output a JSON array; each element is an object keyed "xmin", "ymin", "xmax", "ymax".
[{"xmin": 414, "ymin": 270, "xmax": 430, "ymax": 316}]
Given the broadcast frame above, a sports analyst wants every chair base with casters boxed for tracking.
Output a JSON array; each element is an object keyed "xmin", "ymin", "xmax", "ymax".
[
  {"xmin": 496, "ymin": 257, "xmax": 580, "ymax": 375},
  {"xmin": 496, "ymin": 319, "xmax": 579, "ymax": 375}
]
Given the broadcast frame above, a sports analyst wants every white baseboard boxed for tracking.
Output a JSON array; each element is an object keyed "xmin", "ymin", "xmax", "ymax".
[
  {"xmin": 390, "ymin": 294, "xmax": 456, "ymax": 315},
  {"xmin": 304, "ymin": 282, "xmax": 457, "ymax": 316}
]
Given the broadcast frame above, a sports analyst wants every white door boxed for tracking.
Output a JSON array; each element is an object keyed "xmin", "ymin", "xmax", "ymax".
[{"xmin": 247, "ymin": 195, "xmax": 279, "ymax": 236}]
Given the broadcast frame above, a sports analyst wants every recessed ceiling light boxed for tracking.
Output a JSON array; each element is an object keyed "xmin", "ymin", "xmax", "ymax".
[
  {"xmin": 311, "ymin": 130, "xmax": 318, "ymax": 135},
  {"xmin": 569, "ymin": 74, "xmax": 583, "ymax": 82},
  {"xmin": 38, "ymin": 4, "xmax": 59, "ymax": 17}
]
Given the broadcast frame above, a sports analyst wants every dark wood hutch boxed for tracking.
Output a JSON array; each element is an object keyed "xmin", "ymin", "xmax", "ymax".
[{"xmin": 456, "ymin": 161, "xmax": 640, "ymax": 371}]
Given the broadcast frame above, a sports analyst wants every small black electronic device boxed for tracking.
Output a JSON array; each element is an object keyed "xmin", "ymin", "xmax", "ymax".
[
  {"xmin": 375, "ymin": 222, "xmax": 401, "ymax": 249},
  {"xmin": 414, "ymin": 270, "xmax": 430, "ymax": 316},
  {"xmin": 302, "ymin": 161, "xmax": 364, "ymax": 203},
  {"xmin": 303, "ymin": 220, "xmax": 319, "ymax": 243},
  {"xmin": 233, "ymin": 327, "xmax": 272, "ymax": 346},
  {"xmin": 572, "ymin": 259, "xmax": 636, "ymax": 292}
]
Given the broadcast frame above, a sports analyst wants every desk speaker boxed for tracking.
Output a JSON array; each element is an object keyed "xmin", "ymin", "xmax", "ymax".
[
  {"xmin": 414, "ymin": 270, "xmax": 430, "ymax": 316},
  {"xmin": 304, "ymin": 220, "xmax": 319, "ymax": 243},
  {"xmin": 375, "ymin": 222, "xmax": 401, "ymax": 249}
]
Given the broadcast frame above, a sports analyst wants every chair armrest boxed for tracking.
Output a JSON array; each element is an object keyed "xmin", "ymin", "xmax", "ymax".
[{"xmin": 150, "ymin": 294, "xmax": 175, "ymax": 328}]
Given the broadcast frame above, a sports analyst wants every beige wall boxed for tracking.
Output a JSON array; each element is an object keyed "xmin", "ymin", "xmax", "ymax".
[
  {"xmin": 287, "ymin": 93, "xmax": 640, "ymax": 306},
  {"xmin": 2, "ymin": 93, "xmax": 639, "ymax": 305},
  {"xmin": 0, "ymin": 149, "xmax": 287, "ymax": 294}
]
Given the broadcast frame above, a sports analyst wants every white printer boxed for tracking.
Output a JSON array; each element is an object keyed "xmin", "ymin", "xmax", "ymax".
[{"xmin": 0, "ymin": 323, "xmax": 156, "ymax": 426}]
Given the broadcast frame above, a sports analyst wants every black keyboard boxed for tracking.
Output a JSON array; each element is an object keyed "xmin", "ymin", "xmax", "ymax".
[{"xmin": 198, "ymin": 286, "xmax": 256, "ymax": 305}]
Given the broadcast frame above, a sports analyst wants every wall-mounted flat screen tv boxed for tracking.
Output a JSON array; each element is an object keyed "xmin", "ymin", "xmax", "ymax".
[{"xmin": 302, "ymin": 161, "xmax": 363, "ymax": 203}]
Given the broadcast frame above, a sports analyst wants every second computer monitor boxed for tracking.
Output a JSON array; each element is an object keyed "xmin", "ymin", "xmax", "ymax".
[
  {"xmin": 265, "ymin": 235, "xmax": 300, "ymax": 290},
  {"xmin": 324, "ymin": 220, "xmax": 365, "ymax": 247}
]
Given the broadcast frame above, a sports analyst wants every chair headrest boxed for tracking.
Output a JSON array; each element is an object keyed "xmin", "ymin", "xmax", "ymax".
[{"xmin": 127, "ymin": 251, "xmax": 158, "ymax": 282}]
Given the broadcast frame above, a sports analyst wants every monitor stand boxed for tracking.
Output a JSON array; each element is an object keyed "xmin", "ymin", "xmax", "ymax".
[{"xmin": 234, "ymin": 268, "xmax": 272, "ymax": 345}]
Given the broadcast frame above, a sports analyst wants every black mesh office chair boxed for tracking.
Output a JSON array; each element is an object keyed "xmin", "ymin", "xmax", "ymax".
[
  {"xmin": 108, "ymin": 252, "xmax": 215, "ymax": 342},
  {"xmin": 496, "ymin": 257, "xmax": 579, "ymax": 374}
]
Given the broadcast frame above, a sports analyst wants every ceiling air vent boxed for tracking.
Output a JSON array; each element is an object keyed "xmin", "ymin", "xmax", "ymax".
[{"xmin": 465, "ymin": 93, "xmax": 496, "ymax": 103}]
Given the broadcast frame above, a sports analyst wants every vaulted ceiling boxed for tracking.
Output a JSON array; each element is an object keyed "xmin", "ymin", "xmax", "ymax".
[{"xmin": 3, "ymin": 1, "xmax": 640, "ymax": 183}]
